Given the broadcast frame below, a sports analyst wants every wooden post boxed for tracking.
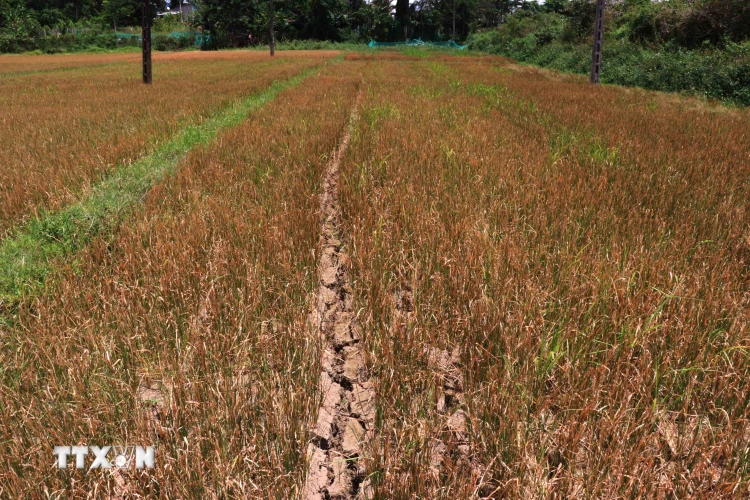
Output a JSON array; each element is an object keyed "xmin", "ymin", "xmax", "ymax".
[
  {"xmin": 590, "ymin": 0, "xmax": 605, "ymax": 84},
  {"xmin": 142, "ymin": 0, "xmax": 152, "ymax": 84},
  {"xmin": 269, "ymin": 0, "xmax": 275, "ymax": 56}
]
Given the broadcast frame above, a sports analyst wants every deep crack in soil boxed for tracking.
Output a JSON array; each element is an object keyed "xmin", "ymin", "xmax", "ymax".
[
  {"xmin": 391, "ymin": 279, "xmax": 493, "ymax": 496},
  {"xmin": 425, "ymin": 342, "xmax": 496, "ymax": 498},
  {"xmin": 303, "ymin": 87, "xmax": 375, "ymax": 500},
  {"xmin": 426, "ymin": 345, "xmax": 473, "ymax": 472}
]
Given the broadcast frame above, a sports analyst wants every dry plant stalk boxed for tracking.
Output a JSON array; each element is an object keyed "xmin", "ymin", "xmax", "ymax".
[
  {"xmin": 338, "ymin": 54, "xmax": 750, "ymax": 497},
  {"xmin": 1, "ymin": 51, "xmax": 749, "ymax": 499}
]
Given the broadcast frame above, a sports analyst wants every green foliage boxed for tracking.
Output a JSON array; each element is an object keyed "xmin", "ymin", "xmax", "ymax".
[
  {"xmin": 470, "ymin": 29, "xmax": 750, "ymax": 106},
  {"xmin": 613, "ymin": 0, "xmax": 662, "ymax": 45},
  {"xmin": 194, "ymin": 0, "xmax": 492, "ymax": 46},
  {"xmin": 152, "ymin": 31, "xmax": 197, "ymax": 50},
  {"xmin": 304, "ymin": 0, "xmax": 351, "ymax": 40},
  {"xmin": 195, "ymin": 0, "xmax": 383, "ymax": 45},
  {"xmin": 0, "ymin": 30, "xmax": 199, "ymax": 54},
  {"xmin": 351, "ymin": 0, "xmax": 396, "ymax": 42},
  {"xmin": 270, "ymin": 39, "xmax": 365, "ymax": 50},
  {"xmin": 468, "ymin": 0, "xmax": 750, "ymax": 106},
  {"xmin": 0, "ymin": 0, "xmax": 174, "ymax": 53},
  {"xmin": 0, "ymin": 0, "xmax": 41, "ymax": 52},
  {"xmin": 603, "ymin": 41, "xmax": 750, "ymax": 105},
  {"xmin": 663, "ymin": 0, "xmax": 750, "ymax": 48},
  {"xmin": 152, "ymin": 14, "xmax": 188, "ymax": 33},
  {"xmin": 561, "ymin": 0, "xmax": 595, "ymax": 43},
  {"xmin": 103, "ymin": 0, "xmax": 140, "ymax": 31},
  {"xmin": 194, "ymin": 0, "xmax": 267, "ymax": 46},
  {"xmin": 2, "ymin": 0, "xmax": 749, "ymax": 69}
]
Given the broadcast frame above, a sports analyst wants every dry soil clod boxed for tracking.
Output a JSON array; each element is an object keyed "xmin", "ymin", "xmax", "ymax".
[
  {"xmin": 426, "ymin": 344, "xmax": 495, "ymax": 498},
  {"xmin": 303, "ymin": 88, "xmax": 375, "ymax": 500},
  {"xmin": 108, "ymin": 380, "xmax": 171, "ymax": 498}
]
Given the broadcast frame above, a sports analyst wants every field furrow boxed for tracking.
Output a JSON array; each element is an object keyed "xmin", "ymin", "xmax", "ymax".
[
  {"xmin": 0, "ymin": 60, "xmax": 359, "ymax": 497},
  {"xmin": 304, "ymin": 85, "xmax": 377, "ymax": 500}
]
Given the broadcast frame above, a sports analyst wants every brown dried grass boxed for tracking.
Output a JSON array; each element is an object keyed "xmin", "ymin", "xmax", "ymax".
[
  {"xmin": 1, "ymin": 51, "xmax": 749, "ymax": 498},
  {"xmin": 0, "ymin": 50, "xmax": 336, "ymax": 237},
  {"xmin": 0, "ymin": 58, "xmax": 359, "ymax": 497},
  {"xmin": 339, "ymin": 57, "xmax": 750, "ymax": 497},
  {"xmin": 0, "ymin": 52, "xmax": 141, "ymax": 75}
]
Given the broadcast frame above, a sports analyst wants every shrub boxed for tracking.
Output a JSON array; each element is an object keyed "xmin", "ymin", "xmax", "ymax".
[
  {"xmin": 153, "ymin": 32, "xmax": 196, "ymax": 51},
  {"xmin": 469, "ymin": 32, "xmax": 750, "ymax": 106}
]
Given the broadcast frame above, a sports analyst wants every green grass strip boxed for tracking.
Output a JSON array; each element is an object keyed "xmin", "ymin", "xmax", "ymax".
[{"xmin": 0, "ymin": 59, "xmax": 334, "ymax": 312}]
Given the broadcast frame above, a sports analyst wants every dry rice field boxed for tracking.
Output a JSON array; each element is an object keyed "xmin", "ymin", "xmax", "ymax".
[{"xmin": 0, "ymin": 49, "xmax": 749, "ymax": 499}]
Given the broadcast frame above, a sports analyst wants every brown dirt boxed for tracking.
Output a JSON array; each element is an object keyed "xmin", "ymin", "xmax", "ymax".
[
  {"xmin": 388, "ymin": 276, "xmax": 496, "ymax": 497},
  {"xmin": 425, "ymin": 344, "xmax": 501, "ymax": 498},
  {"xmin": 303, "ymin": 88, "xmax": 375, "ymax": 500},
  {"xmin": 424, "ymin": 341, "xmax": 497, "ymax": 498},
  {"xmin": 107, "ymin": 380, "xmax": 172, "ymax": 498}
]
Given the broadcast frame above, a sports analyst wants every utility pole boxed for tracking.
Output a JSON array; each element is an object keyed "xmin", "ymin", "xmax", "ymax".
[
  {"xmin": 142, "ymin": 0, "xmax": 152, "ymax": 84},
  {"xmin": 269, "ymin": 0, "xmax": 275, "ymax": 56},
  {"xmin": 590, "ymin": 0, "xmax": 605, "ymax": 84},
  {"xmin": 452, "ymin": 0, "xmax": 456, "ymax": 41}
]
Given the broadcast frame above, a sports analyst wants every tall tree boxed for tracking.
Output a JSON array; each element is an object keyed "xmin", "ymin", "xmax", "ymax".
[
  {"xmin": 103, "ymin": 0, "xmax": 139, "ymax": 30},
  {"xmin": 304, "ymin": 0, "xmax": 349, "ymax": 40},
  {"xmin": 195, "ymin": 0, "xmax": 267, "ymax": 46}
]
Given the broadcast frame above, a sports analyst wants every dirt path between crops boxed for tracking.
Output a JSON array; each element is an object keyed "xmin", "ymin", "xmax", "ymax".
[
  {"xmin": 426, "ymin": 344, "xmax": 493, "ymax": 497},
  {"xmin": 392, "ymin": 282, "xmax": 495, "ymax": 497},
  {"xmin": 303, "ymin": 86, "xmax": 375, "ymax": 500}
]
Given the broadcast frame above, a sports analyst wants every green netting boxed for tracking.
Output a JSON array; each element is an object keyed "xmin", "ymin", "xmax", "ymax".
[
  {"xmin": 114, "ymin": 31, "xmax": 208, "ymax": 47},
  {"xmin": 368, "ymin": 38, "xmax": 467, "ymax": 50},
  {"xmin": 114, "ymin": 32, "xmax": 140, "ymax": 40}
]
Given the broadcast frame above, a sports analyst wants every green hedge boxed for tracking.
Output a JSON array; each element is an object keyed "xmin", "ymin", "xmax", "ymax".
[
  {"xmin": 0, "ymin": 30, "xmax": 198, "ymax": 54},
  {"xmin": 469, "ymin": 31, "xmax": 750, "ymax": 106}
]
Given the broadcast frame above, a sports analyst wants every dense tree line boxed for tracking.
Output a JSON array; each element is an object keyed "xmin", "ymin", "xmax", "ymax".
[
  {"xmin": 477, "ymin": 0, "xmax": 750, "ymax": 48},
  {"xmin": 193, "ymin": 0, "xmax": 528, "ymax": 44},
  {"xmin": 0, "ymin": 0, "xmax": 173, "ymax": 51},
  {"xmin": 193, "ymin": 0, "xmax": 750, "ymax": 46},
  {"xmin": 0, "ymin": 0, "xmax": 164, "ymax": 32},
  {"xmin": 0, "ymin": 0, "xmax": 164, "ymax": 44},
  {"xmin": 2, "ymin": 0, "xmax": 749, "ymax": 50},
  {"xmin": 0, "ymin": 0, "xmax": 532, "ymax": 47}
]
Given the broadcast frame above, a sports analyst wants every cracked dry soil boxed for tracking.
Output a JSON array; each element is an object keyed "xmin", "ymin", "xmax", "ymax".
[{"xmin": 303, "ymin": 88, "xmax": 376, "ymax": 500}]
